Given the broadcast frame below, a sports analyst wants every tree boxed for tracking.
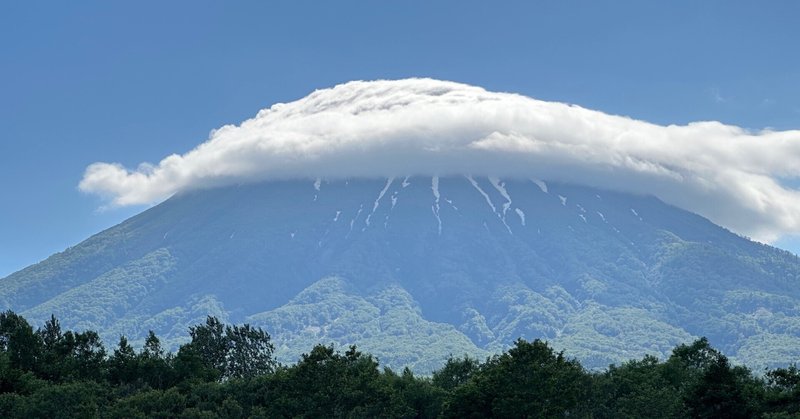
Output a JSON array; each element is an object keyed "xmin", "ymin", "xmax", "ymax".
[
  {"xmin": 267, "ymin": 344, "xmax": 390, "ymax": 417},
  {"xmin": 35, "ymin": 315, "xmax": 65, "ymax": 381},
  {"xmin": 180, "ymin": 317, "xmax": 276, "ymax": 381},
  {"xmin": 225, "ymin": 324, "xmax": 275, "ymax": 379},
  {"xmin": 19, "ymin": 381, "xmax": 106, "ymax": 418},
  {"xmin": 142, "ymin": 331, "xmax": 164, "ymax": 359},
  {"xmin": 109, "ymin": 336, "xmax": 138, "ymax": 385},
  {"xmin": 432, "ymin": 355, "xmax": 480, "ymax": 392},
  {"xmin": 662, "ymin": 337, "xmax": 723, "ymax": 395},
  {"xmin": 764, "ymin": 364, "xmax": 800, "ymax": 415},
  {"xmin": 383, "ymin": 366, "xmax": 446, "ymax": 418},
  {"xmin": 443, "ymin": 339, "xmax": 592, "ymax": 418},
  {"xmin": 49, "ymin": 330, "xmax": 108, "ymax": 382},
  {"xmin": 38, "ymin": 315, "xmax": 62, "ymax": 350},
  {"xmin": 138, "ymin": 331, "xmax": 172, "ymax": 389},
  {"xmin": 592, "ymin": 355, "xmax": 685, "ymax": 418},
  {"xmin": 685, "ymin": 355, "xmax": 755, "ymax": 419},
  {"xmin": 0, "ymin": 310, "xmax": 41, "ymax": 372},
  {"xmin": 187, "ymin": 316, "xmax": 228, "ymax": 377}
]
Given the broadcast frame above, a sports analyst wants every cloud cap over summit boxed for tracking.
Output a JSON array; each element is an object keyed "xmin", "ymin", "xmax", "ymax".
[{"xmin": 79, "ymin": 78, "xmax": 800, "ymax": 243}]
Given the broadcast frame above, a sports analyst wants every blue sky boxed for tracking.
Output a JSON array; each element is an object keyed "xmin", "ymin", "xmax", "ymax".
[{"xmin": 2, "ymin": 1, "xmax": 799, "ymax": 277}]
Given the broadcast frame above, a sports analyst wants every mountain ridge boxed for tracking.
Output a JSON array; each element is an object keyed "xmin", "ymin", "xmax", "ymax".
[{"xmin": 3, "ymin": 176, "xmax": 799, "ymax": 372}]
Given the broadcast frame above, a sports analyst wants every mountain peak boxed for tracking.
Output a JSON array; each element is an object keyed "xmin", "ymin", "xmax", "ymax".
[{"xmin": 77, "ymin": 79, "xmax": 800, "ymax": 244}]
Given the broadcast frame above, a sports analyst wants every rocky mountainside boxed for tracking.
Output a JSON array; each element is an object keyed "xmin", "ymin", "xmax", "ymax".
[{"xmin": 2, "ymin": 176, "xmax": 799, "ymax": 372}]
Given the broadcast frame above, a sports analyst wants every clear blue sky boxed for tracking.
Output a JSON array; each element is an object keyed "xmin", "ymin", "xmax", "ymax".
[{"xmin": 2, "ymin": 1, "xmax": 799, "ymax": 277}]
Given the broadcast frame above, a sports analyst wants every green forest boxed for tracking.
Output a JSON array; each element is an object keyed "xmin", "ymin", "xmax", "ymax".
[{"xmin": 0, "ymin": 311, "xmax": 798, "ymax": 418}]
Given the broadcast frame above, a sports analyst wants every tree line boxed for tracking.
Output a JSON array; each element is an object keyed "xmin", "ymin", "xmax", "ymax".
[{"xmin": 0, "ymin": 310, "xmax": 798, "ymax": 418}]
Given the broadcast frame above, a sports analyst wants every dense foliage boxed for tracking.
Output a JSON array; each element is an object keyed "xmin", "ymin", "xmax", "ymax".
[{"xmin": 1, "ymin": 311, "xmax": 799, "ymax": 418}]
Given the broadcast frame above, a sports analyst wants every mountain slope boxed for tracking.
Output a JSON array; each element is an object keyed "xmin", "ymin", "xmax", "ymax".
[{"xmin": 3, "ymin": 177, "xmax": 799, "ymax": 371}]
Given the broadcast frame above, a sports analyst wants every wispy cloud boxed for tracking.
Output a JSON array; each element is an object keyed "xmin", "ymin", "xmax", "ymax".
[
  {"xmin": 709, "ymin": 87, "xmax": 727, "ymax": 103},
  {"xmin": 79, "ymin": 78, "xmax": 800, "ymax": 243}
]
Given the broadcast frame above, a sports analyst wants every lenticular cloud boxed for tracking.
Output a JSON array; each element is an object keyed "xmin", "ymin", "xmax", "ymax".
[{"xmin": 79, "ymin": 78, "xmax": 800, "ymax": 243}]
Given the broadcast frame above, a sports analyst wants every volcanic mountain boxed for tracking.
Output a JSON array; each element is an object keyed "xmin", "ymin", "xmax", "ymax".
[{"xmin": 3, "ymin": 176, "xmax": 800, "ymax": 372}]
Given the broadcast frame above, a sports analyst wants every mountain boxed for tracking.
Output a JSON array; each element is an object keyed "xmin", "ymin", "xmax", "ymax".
[{"xmin": 3, "ymin": 176, "xmax": 800, "ymax": 372}]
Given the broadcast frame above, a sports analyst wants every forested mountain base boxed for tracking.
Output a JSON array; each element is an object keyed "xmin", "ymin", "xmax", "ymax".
[
  {"xmin": 7, "ymin": 178, "xmax": 800, "ymax": 372},
  {"xmin": 0, "ymin": 311, "xmax": 798, "ymax": 418}
]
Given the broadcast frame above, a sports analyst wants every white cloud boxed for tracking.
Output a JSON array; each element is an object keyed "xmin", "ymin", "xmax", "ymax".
[{"xmin": 79, "ymin": 78, "xmax": 800, "ymax": 243}]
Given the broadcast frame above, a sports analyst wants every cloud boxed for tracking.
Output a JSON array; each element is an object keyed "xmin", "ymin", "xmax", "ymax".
[
  {"xmin": 709, "ymin": 87, "xmax": 727, "ymax": 103},
  {"xmin": 79, "ymin": 78, "xmax": 800, "ymax": 243}
]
